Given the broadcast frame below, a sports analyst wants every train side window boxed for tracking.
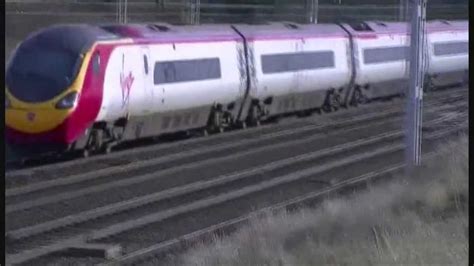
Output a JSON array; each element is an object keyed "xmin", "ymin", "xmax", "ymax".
[
  {"xmin": 93, "ymin": 52, "xmax": 101, "ymax": 75},
  {"xmin": 154, "ymin": 58, "xmax": 221, "ymax": 84},
  {"xmin": 261, "ymin": 51, "xmax": 335, "ymax": 74},
  {"xmin": 433, "ymin": 41, "xmax": 468, "ymax": 56},
  {"xmin": 363, "ymin": 46, "xmax": 409, "ymax": 64},
  {"xmin": 144, "ymin": 55, "xmax": 149, "ymax": 74}
]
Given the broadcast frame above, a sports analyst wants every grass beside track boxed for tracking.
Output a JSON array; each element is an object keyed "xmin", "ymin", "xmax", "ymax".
[{"xmin": 168, "ymin": 135, "xmax": 468, "ymax": 266}]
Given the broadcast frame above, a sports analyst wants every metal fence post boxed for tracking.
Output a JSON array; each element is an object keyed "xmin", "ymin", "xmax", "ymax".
[
  {"xmin": 314, "ymin": 0, "xmax": 319, "ymax": 24},
  {"xmin": 124, "ymin": 0, "xmax": 128, "ymax": 24},
  {"xmin": 116, "ymin": 0, "xmax": 127, "ymax": 24},
  {"xmin": 188, "ymin": 0, "xmax": 200, "ymax": 25},
  {"xmin": 405, "ymin": 0, "xmax": 427, "ymax": 175},
  {"xmin": 399, "ymin": 0, "xmax": 409, "ymax": 21}
]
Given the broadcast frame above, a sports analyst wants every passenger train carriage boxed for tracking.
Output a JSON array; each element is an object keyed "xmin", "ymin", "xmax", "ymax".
[{"xmin": 5, "ymin": 20, "xmax": 468, "ymax": 157}]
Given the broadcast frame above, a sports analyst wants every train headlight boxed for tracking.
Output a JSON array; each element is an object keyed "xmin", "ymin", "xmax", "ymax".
[{"xmin": 55, "ymin": 91, "xmax": 79, "ymax": 109}]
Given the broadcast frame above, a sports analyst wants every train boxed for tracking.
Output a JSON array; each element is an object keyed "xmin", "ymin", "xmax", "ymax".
[{"xmin": 5, "ymin": 20, "xmax": 468, "ymax": 157}]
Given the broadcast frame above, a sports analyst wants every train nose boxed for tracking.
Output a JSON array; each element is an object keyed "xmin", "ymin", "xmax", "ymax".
[
  {"xmin": 5, "ymin": 92, "xmax": 79, "ymax": 135},
  {"xmin": 5, "ymin": 99, "xmax": 74, "ymax": 134}
]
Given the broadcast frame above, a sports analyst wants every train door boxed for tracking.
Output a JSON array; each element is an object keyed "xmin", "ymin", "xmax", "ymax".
[
  {"xmin": 293, "ymin": 39, "xmax": 304, "ymax": 111},
  {"xmin": 140, "ymin": 46, "xmax": 155, "ymax": 113},
  {"xmin": 294, "ymin": 40, "xmax": 303, "ymax": 93}
]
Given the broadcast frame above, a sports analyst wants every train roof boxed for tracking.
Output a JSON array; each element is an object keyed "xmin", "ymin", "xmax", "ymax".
[
  {"xmin": 426, "ymin": 20, "xmax": 468, "ymax": 32},
  {"xmin": 340, "ymin": 21, "xmax": 408, "ymax": 36},
  {"xmin": 95, "ymin": 20, "xmax": 468, "ymax": 43},
  {"xmin": 98, "ymin": 23, "xmax": 241, "ymax": 42},
  {"xmin": 232, "ymin": 22, "xmax": 348, "ymax": 40},
  {"xmin": 97, "ymin": 22, "xmax": 349, "ymax": 42},
  {"xmin": 22, "ymin": 20, "xmax": 468, "ymax": 50},
  {"xmin": 23, "ymin": 24, "xmax": 120, "ymax": 54}
]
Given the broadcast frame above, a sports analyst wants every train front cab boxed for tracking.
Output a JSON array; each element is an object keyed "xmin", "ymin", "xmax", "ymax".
[{"xmin": 5, "ymin": 25, "xmax": 111, "ymax": 155}]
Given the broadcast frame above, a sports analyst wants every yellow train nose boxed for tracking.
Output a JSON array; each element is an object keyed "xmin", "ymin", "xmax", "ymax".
[
  {"xmin": 6, "ymin": 107, "xmax": 71, "ymax": 134},
  {"xmin": 6, "ymin": 89, "xmax": 80, "ymax": 134}
]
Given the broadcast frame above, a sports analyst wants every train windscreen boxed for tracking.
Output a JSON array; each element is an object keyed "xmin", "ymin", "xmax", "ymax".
[{"xmin": 6, "ymin": 40, "xmax": 83, "ymax": 103}]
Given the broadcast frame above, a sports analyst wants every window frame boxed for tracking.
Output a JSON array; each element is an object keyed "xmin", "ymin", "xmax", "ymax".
[
  {"xmin": 362, "ymin": 46, "xmax": 409, "ymax": 65},
  {"xmin": 153, "ymin": 57, "xmax": 221, "ymax": 84},
  {"xmin": 260, "ymin": 51, "xmax": 336, "ymax": 74},
  {"xmin": 433, "ymin": 41, "xmax": 468, "ymax": 57}
]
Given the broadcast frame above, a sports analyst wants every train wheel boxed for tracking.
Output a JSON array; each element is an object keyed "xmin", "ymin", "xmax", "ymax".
[
  {"xmin": 353, "ymin": 88, "xmax": 368, "ymax": 105},
  {"xmin": 104, "ymin": 145, "xmax": 112, "ymax": 154},
  {"xmin": 330, "ymin": 93, "xmax": 341, "ymax": 111}
]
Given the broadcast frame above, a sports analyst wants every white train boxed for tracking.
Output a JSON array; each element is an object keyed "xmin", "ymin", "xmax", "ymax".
[{"xmin": 5, "ymin": 20, "xmax": 468, "ymax": 156}]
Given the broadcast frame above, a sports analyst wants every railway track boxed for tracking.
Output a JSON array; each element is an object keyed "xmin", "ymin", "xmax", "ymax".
[
  {"xmin": 5, "ymin": 87, "xmax": 467, "ymax": 265},
  {"xmin": 110, "ymin": 151, "xmax": 447, "ymax": 266}
]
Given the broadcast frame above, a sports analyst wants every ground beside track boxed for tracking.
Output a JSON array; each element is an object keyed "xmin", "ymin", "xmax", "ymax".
[
  {"xmin": 168, "ymin": 135, "xmax": 468, "ymax": 266},
  {"xmin": 19, "ymin": 126, "xmax": 467, "ymax": 266}
]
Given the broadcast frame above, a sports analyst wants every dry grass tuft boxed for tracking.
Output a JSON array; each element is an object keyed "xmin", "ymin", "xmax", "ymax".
[{"xmin": 169, "ymin": 135, "xmax": 468, "ymax": 266}]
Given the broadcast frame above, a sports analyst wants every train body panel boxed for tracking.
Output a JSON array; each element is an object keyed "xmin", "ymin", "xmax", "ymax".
[
  {"xmin": 341, "ymin": 22, "xmax": 410, "ymax": 99},
  {"xmin": 146, "ymin": 41, "xmax": 243, "ymax": 112},
  {"xmin": 99, "ymin": 39, "xmax": 245, "ymax": 137},
  {"xmin": 99, "ymin": 45, "xmax": 150, "ymax": 121},
  {"xmin": 425, "ymin": 21, "xmax": 468, "ymax": 87},
  {"xmin": 235, "ymin": 23, "xmax": 351, "ymax": 115}
]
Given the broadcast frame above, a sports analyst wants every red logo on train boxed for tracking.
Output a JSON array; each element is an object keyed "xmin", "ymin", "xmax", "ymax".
[
  {"xmin": 120, "ymin": 71, "xmax": 135, "ymax": 108},
  {"xmin": 26, "ymin": 112, "xmax": 35, "ymax": 122},
  {"xmin": 120, "ymin": 54, "xmax": 135, "ymax": 108}
]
